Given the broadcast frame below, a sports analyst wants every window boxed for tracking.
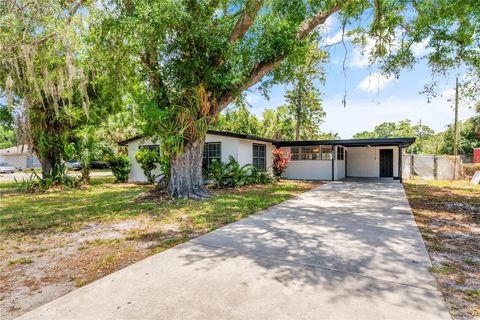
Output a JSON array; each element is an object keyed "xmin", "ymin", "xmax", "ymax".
[
  {"xmin": 291, "ymin": 147, "xmax": 300, "ymax": 160},
  {"xmin": 301, "ymin": 146, "xmax": 320, "ymax": 160},
  {"xmin": 203, "ymin": 142, "xmax": 221, "ymax": 170},
  {"xmin": 337, "ymin": 147, "xmax": 344, "ymax": 160},
  {"xmin": 252, "ymin": 144, "xmax": 266, "ymax": 170},
  {"xmin": 139, "ymin": 144, "xmax": 160, "ymax": 155},
  {"xmin": 321, "ymin": 146, "xmax": 333, "ymax": 160}
]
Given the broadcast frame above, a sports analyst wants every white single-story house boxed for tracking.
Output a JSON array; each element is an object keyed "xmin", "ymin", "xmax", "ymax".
[
  {"xmin": 0, "ymin": 145, "xmax": 41, "ymax": 169},
  {"xmin": 119, "ymin": 130, "xmax": 415, "ymax": 183}
]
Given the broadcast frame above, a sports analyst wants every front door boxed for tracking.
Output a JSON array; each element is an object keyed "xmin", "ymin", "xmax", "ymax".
[{"xmin": 379, "ymin": 149, "xmax": 393, "ymax": 177}]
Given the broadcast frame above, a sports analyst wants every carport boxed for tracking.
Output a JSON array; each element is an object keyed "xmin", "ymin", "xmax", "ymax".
[{"xmin": 276, "ymin": 137, "xmax": 416, "ymax": 182}]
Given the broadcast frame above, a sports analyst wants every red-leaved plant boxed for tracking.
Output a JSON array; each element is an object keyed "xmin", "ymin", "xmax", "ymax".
[{"xmin": 272, "ymin": 148, "xmax": 289, "ymax": 179}]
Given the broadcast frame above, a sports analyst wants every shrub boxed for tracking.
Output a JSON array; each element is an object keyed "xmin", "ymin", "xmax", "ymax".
[
  {"xmin": 135, "ymin": 149, "xmax": 161, "ymax": 184},
  {"xmin": 107, "ymin": 155, "xmax": 131, "ymax": 182},
  {"xmin": 15, "ymin": 164, "xmax": 81, "ymax": 193},
  {"xmin": 272, "ymin": 149, "xmax": 289, "ymax": 179},
  {"xmin": 248, "ymin": 167, "xmax": 275, "ymax": 184},
  {"xmin": 208, "ymin": 156, "xmax": 274, "ymax": 188},
  {"xmin": 208, "ymin": 159, "xmax": 231, "ymax": 188}
]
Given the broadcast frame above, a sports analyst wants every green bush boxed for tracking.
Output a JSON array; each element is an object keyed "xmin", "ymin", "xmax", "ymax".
[
  {"xmin": 134, "ymin": 149, "xmax": 160, "ymax": 184},
  {"xmin": 248, "ymin": 167, "xmax": 276, "ymax": 184},
  {"xmin": 208, "ymin": 156, "xmax": 274, "ymax": 188},
  {"xmin": 107, "ymin": 155, "xmax": 131, "ymax": 182}
]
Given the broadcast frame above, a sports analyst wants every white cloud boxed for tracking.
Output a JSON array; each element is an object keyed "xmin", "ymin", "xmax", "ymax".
[
  {"xmin": 357, "ymin": 73, "xmax": 395, "ymax": 92},
  {"xmin": 321, "ymin": 94, "xmax": 475, "ymax": 138},
  {"xmin": 324, "ymin": 30, "xmax": 344, "ymax": 46},
  {"xmin": 411, "ymin": 38, "xmax": 431, "ymax": 58}
]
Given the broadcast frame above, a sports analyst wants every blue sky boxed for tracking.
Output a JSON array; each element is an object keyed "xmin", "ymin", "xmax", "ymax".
[{"xmin": 241, "ymin": 15, "xmax": 476, "ymax": 139}]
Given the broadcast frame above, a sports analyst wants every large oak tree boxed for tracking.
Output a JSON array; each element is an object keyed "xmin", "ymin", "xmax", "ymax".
[{"xmin": 93, "ymin": 0, "xmax": 480, "ymax": 197}]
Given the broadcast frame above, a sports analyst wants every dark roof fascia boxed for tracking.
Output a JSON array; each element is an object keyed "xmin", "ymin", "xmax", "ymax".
[
  {"xmin": 274, "ymin": 137, "xmax": 416, "ymax": 148},
  {"xmin": 118, "ymin": 135, "xmax": 144, "ymax": 146},
  {"xmin": 118, "ymin": 132, "xmax": 415, "ymax": 148},
  {"xmin": 117, "ymin": 130, "xmax": 277, "ymax": 146},
  {"xmin": 206, "ymin": 130, "xmax": 276, "ymax": 143}
]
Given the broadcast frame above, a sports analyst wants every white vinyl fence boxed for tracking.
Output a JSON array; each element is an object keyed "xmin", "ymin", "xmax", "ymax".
[{"xmin": 402, "ymin": 154, "xmax": 463, "ymax": 180}]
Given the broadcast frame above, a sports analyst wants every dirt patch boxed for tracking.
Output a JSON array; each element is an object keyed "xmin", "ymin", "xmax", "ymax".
[
  {"xmin": 0, "ymin": 218, "xmax": 195, "ymax": 319},
  {"xmin": 405, "ymin": 179, "xmax": 480, "ymax": 319}
]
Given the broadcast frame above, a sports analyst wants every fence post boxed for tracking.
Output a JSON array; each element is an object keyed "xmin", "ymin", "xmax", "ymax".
[
  {"xmin": 433, "ymin": 155, "xmax": 438, "ymax": 180},
  {"xmin": 410, "ymin": 155, "xmax": 414, "ymax": 179}
]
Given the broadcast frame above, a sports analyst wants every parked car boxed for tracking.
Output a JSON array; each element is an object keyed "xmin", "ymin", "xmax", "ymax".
[
  {"xmin": 65, "ymin": 160, "xmax": 82, "ymax": 171},
  {"xmin": 0, "ymin": 162, "xmax": 16, "ymax": 173},
  {"xmin": 90, "ymin": 161, "xmax": 109, "ymax": 169}
]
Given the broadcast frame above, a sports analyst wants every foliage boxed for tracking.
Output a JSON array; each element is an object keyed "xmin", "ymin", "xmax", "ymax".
[
  {"xmin": 439, "ymin": 114, "xmax": 480, "ymax": 159},
  {"xmin": 0, "ymin": 0, "xmax": 126, "ymax": 179},
  {"xmin": 0, "ymin": 125, "xmax": 16, "ymax": 149},
  {"xmin": 14, "ymin": 165, "xmax": 81, "ymax": 193},
  {"xmin": 353, "ymin": 119, "xmax": 435, "ymax": 153},
  {"xmin": 272, "ymin": 149, "xmax": 290, "ymax": 178},
  {"xmin": 70, "ymin": 127, "xmax": 107, "ymax": 184},
  {"xmin": 208, "ymin": 156, "xmax": 273, "ymax": 188},
  {"xmin": 107, "ymin": 155, "xmax": 131, "ymax": 183},
  {"xmin": 135, "ymin": 149, "xmax": 161, "ymax": 184},
  {"xmin": 213, "ymin": 103, "xmax": 263, "ymax": 136},
  {"xmin": 283, "ymin": 41, "xmax": 327, "ymax": 140},
  {"xmin": 211, "ymin": 104, "xmax": 338, "ymax": 141},
  {"xmin": 247, "ymin": 167, "xmax": 276, "ymax": 184}
]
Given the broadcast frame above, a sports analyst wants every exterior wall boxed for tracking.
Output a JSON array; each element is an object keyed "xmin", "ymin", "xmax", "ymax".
[
  {"xmin": 336, "ymin": 160, "xmax": 346, "ymax": 180},
  {"xmin": 126, "ymin": 134, "xmax": 275, "ymax": 182},
  {"xmin": 346, "ymin": 146, "xmax": 399, "ymax": 178},
  {"xmin": 0, "ymin": 154, "xmax": 27, "ymax": 169},
  {"xmin": 280, "ymin": 147, "xmax": 333, "ymax": 180},
  {"xmin": 205, "ymin": 134, "xmax": 274, "ymax": 170},
  {"xmin": 127, "ymin": 138, "xmax": 163, "ymax": 182}
]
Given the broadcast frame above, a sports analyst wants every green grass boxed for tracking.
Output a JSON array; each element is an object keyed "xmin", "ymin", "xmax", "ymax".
[
  {"xmin": 8, "ymin": 257, "xmax": 33, "ymax": 266},
  {"xmin": 0, "ymin": 177, "xmax": 316, "ymax": 236}
]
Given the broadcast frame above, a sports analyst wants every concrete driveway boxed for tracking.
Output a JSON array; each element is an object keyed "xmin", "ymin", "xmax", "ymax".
[{"xmin": 17, "ymin": 180, "xmax": 450, "ymax": 320}]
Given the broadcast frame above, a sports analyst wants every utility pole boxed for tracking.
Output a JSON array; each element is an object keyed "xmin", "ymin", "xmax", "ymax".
[{"xmin": 453, "ymin": 77, "xmax": 459, "ymax": 180}]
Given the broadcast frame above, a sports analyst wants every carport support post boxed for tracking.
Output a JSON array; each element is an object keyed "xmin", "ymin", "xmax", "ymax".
[
  {"xmin": 398, "ymin": 145, "xmax": 403, "ymax": 183},
  {"xmin": 331, "ymin": 145, "xmax": 336, "ymax": 181}
]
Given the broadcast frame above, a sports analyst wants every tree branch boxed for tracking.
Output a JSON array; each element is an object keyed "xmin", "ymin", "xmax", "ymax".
[
  {"xmin": 297, "ymin": 0, "xmax": 353, "ymax": 40},
  {"xmin": 229, "ymin": 0, "xmax": 263, "ymax": 43},
  {"xmin": 218, "ymin": 0, "xmax": 352, "ymax": 111}
]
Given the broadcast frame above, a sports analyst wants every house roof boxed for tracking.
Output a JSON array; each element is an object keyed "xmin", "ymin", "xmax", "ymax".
[
  {"xmin": 275, "ymin": 137, "xmax": 416, "ymax": 148},
  {"xmin": 118, "ymin": 130, "xmax": 276, "ymax": 146},
  {"xmin": 0, "ymin": 145, "xmax": 31, "ymax": 156},
  {"xmin": 118, "ymin": 132, "xmax": 416, "ymax": 148}
]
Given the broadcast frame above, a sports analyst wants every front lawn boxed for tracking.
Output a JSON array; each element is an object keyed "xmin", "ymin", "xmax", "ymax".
[
  {"xmin": 404, "ymin": 179, "xmax": 480, "ymax": 319},
  {"xmin": 0, "ymin": 177, "xmax": 319, "ymax": 319}
]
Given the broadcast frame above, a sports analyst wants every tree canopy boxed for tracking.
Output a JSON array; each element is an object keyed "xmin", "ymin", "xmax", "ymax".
[{"xmin": 1, "ymin": 0, "xmax": 479, "ymax": 196}]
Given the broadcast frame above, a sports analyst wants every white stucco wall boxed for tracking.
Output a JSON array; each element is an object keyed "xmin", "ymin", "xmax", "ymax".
[
  {"xmin": 280, "ymin": 147, "xmax": 333, "ymax": 180},
  {"xmin": 126, "ymin": 138, "xmax": 163, "ymax": 182},
  {"xmin": 336, "ymin": 160, "xmax": 346, "ymax": 180},
  {"xmin": 126, "ymin": 134, "xmax": 275, "ymax": 182},
  {"xmin": 0, "ymin": 155, "xmax": 27, "ymax": 169},
  {"xmin": 346, "ymin": 146, "xmax": 399, "ymax": 178}
]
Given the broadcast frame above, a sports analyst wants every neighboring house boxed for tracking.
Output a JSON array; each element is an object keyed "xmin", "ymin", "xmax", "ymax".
[
  {"xmin": 0, "ymin": 145, "xmax": 41, "ymax": 170},
  {"xmin": 119, "ymin": 130, "xmax": 415, "ymax": 183}
]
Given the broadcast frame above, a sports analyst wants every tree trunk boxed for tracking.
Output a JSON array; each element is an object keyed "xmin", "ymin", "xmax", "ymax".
[
  {"xmin": 295, "ymin": 86, "xmax": 302, "ymax": 141},
  {"xmin": 39, "ymin": 153, "xmax": 61, "ymax": 179},
  {"xmin": 167, "ymin": 138, "xmax": 209, "ymax": 199}
]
